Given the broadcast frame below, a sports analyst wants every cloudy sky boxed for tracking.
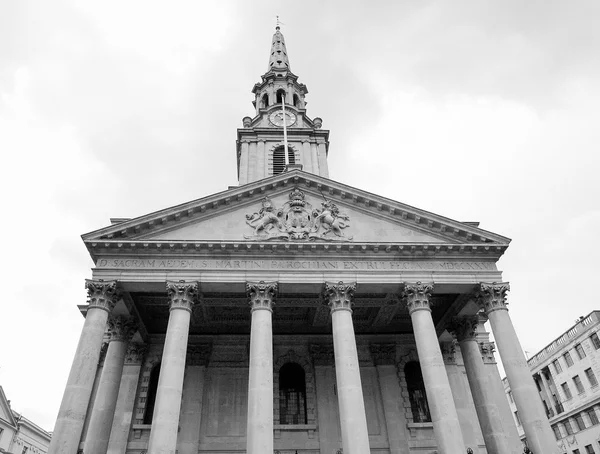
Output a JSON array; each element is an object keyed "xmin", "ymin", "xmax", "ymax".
[{"xmin": 1, "ymin": 0, "xmax": 599, "ymax": 431}]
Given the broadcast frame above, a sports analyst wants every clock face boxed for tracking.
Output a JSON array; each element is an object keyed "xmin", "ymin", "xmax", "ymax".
[{"xmin": 269, "ymin": 110, "xmax": 296, "ymax": 127}]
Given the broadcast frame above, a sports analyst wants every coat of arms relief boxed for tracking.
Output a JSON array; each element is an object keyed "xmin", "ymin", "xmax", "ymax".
[{"xmin": 244, "ymin": 187, "xmax": 352, "ymax": 241}]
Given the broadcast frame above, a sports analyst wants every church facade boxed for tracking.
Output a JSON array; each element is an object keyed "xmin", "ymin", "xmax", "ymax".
[{"xmin": 48, "ymin": 27, "xmax": 559, "ymax": 454}]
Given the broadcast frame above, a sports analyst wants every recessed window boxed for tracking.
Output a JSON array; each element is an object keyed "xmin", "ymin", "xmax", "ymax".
[
  {"xmin": 562, "ymin": 382, "xmax": 573, "ymax": 399},
  {"xmin": 588, "ymin": 409, "xmax": 599, "ymax": 425},
  {"xmin": 514, "ymin": 411, "xmax": 521, "ymax": 426},
  {"xmin": 508, "ymin": 390, "xmax": 514, "ymax": 403},
  {"xmin": 144, "ymin": 363, "xmax": 161, "ymax": 424},
  {"xmin": 574, "ymin": 375, "xmax": 585, "ymax": 394},
  {"xmin": 552, "ymin": 424, "xmax": 562, "ymax": 440},
  {"xmin": 576, "ymin": 343, "xmax": 587, "ymax": 359},
  {"xmin": 279, "ymin": 362, "xmax": 307, "ymax": 425},
  {"xmin": 564, "ymin": 420, "xmax": 574, "ymax": 435},
  {"xmin": 553, "ymin": 359, "xmax": 563, "ymax": 374},
  {"xmin": 564, "ymin": 351, "xmax": 574, "ymax": 367},
  {"xmin": 405, "ymin": 361, "xmax": 431, "ymax": 423},
  {"xmin": 585, "ymin": 444, "xmax": 595, "ymax": 454},
  {"xmin": 575, "ymin": 413, "xmax": 586, "ymax": 431},
  {"xmin": 591, "ymin": 333, "xmax": 600, "ymax": 350},
  {"xmin": 585, "ymin": 368, "xmax": 598, "ymax": 387},
  {"xmin": 272, "ymin": 147, "xmax": 295, "ymax": 175}
]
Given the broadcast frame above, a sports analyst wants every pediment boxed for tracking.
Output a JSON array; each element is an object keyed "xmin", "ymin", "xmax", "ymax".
[
  {"xmin": 83, "ymin": 170, "xmax": 510, "ymax": 257},
  {"xmin": 0, "ymin": 386, "xmax": 17, "ymax": 427}
]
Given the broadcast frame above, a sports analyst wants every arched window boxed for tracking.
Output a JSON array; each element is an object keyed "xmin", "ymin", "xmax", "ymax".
[
  {"xmin": 261, "ymin": 93, "xmax": 269, "ymax": 108},
  {"xmin": 272, "ymin": 146, "xmax": 295, "ymax": 175},
  {"xmin": 293, "ymin": 94, "xmax": 300, "ymax": 108},
  {"xmin": 143, "ymin": 363, "xmax": 161, "ymax": 424},
  {"xmin": 276, "ymin": 89, "xmax": 286, "ymax": 105},
  {"xmin": 405, "ymin": 361, "xmax": 431, "ymax": 423},
  {"xmin": 279, "ymin": 362, "xmax": 307, "ymax": 424}
]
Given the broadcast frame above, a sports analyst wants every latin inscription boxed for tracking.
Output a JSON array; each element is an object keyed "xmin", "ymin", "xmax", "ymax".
[{"xmin": 96, "ymin": 258, "xmax": 496, "ymax": 271}]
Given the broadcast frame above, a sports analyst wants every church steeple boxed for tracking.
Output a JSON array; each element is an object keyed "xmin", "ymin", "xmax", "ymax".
[
  {"xmin": 268, "ymin": 26, "xmax": 290, "ymax": 72},
  {"xmin": 236, "ymin": 26, "xmax": 330, "ymax": 185}
]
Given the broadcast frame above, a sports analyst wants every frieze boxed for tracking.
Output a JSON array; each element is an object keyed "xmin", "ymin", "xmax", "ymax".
[
  {"xmin": 244, "ymin": 187, "xmax": 352, "ymax": 241},
  {"xmin": 96, "ymin": 258, "xmax": 497, "ymax": 272}
]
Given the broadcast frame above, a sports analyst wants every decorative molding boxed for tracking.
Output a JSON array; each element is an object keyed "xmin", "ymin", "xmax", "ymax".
[
  {"xmin": 402, "ymin": 282, "xmax": 434, "ymax": 315},
  {"xmin": 310, "ymin": 344, "xmax": 335, "ymax": 366},
  {"xmin": 247, "ymin": 280, "xmax": 278, "ymax": 311},
  {"xmin": 166, "ymin": 280, "xmax": 198, "ymax": 312},
  {"xmin": 107, "ymin": 315, "xmax": 137, "ymax": 342},
  {"xmin": 439, "ymin": 341, "xmax": 457, "ymax": 364},
  {"xmin": 479, "ymin": 341, "xmax": 496, "ymax": 364},
  {"xmin": 186, "ymin": 343, "xmax": 212, "ymax": 366},
  {"xmin": 125, "ymin": 343, "xmax": 147, "ymax": 365},
  {"xmin": 447, "ymin": 315, "xmax": 479, "ymax": 342},
  {"xmin": 243, "ymin": 186, "xmax": 352, "ymax": 241},
  {"xmin": 85, "ymin": 279, "xmax": 120, "ymax": 312},
  {"xmin": 370, "ymin": 343, "xmax": 396, "ymax": 365},
  {"xmin": 475, "ymin": 282, "xmax": 510, "ymax": 314},
  {"xmin": 323, "ymin": 281, "xmax": 356, "ymax": 312}
]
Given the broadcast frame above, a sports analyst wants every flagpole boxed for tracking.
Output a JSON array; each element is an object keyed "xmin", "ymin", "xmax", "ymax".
[{"xmin": 282, "ymin": 96, "xmax": 289, "ymax": 166}]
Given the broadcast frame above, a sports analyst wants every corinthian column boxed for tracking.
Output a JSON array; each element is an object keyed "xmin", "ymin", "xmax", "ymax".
[
  {"xmin": 85, "ymin": 316, "xmax": 137, "ymax": 454},
  {"xmin": 476, "ymin": 282, "xmax": 559, "ymax": 454},
  {"xmin": 48, "ymin": 279, "xmax": 120, "ymax": 454},
  {"xmin": 246, "ymin": 281, "xmax": 277, "ymax": 454},
  {"xmin": 323, "ymin": 281, "xmax": 370, "ymax": 454},
  {"xmin": 403, "ymin": 282, "xmax": 465, "ymax": 454},
  {"xmin": 450, "ymin": 316, "xmax": 511, "ymax": 454},
  {"xmin": 147, "ymin": 280, "xmax": 198, "ymax": 454}
]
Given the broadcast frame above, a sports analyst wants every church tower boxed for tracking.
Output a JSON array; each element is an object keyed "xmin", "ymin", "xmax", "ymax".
[{"xmin": 237, "ymin": 26, "xmax": 330, "ymax": 184}]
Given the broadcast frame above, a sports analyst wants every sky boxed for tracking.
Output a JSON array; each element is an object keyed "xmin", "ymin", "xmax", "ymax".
[{"xmin": 1, "ymin": 0, "xmax": 599, "ymax": 432}]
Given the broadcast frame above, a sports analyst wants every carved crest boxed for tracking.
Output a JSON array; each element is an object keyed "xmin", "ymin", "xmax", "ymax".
[{"xmin": 244, "ymin": 187, "xmax": 352, "ymax": 241}]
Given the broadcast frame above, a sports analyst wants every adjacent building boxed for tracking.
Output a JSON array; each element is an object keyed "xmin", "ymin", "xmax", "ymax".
[
  {"xmin": 47, "ymin": 26, "xmax": 561, "ymax": 454},
  {"xmin": 504, "ymin": 311, "xmax": 600, "ymax": 454},
  {"xmin": 0, "ymin": 387, "xmax": 52, "ymax": 454}
]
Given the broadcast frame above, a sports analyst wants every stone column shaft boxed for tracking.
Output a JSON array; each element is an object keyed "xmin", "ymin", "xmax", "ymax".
[
  {"xmin": 324, "ymin": 282, "xmax": 370, "ymax": 454},
  {"xmin": 85, "ymin": 316, "xmax": 136, "ymax": 454},
  {"xmin": 48, "ymin": 280, "xmax": 119, "ymax": 454},
  {"xmin": 477, "ymin": 282, "xmax": 559, "ymax": 454},
  {"xmin": 246, "ymin": 281, "xmax": 277, "ymax": 454},
  {"xmin": 404, "ymin": 282, "xmax": 465, "ymax": 454},
  {"xmin": 451, "ymin": 316, "xmax": 512, "ymax": 454},
  {"xmin": 302, "ymin": 140, "xmax": 313, "ymax": 174},
  {"xmin": 239, "ymin": 141, "xmax": 249, "ymax": 185},
  {"xmin": 147, "ymin": 281, "xmax": 198, "ymax": 454}
]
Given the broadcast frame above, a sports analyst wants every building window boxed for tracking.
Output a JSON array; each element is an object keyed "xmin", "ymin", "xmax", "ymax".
[
  {"xmin": 405, "ymin": 361, "xmax": 431, "ymax": 423},
  {"xmin": 576, "ymin": 344, "xmax": 587, "ymax": 359},
  {"xmin": 585, "ymin": 445, "xmax": 595, "ymax": 454},
  {"xmin": 575, "ymin": 413, "xmax": 586, "ymax": 431},
  {"xmin": 293, "ymin": 94, "xmax": 300, "ymax": 108},
  {"xmin": 562, "ymin": 382, "xmax": 573, "ymax": 399},
  {"xmin": 554, "ymin": 359, "xmax": 563, "ymax": 374},
  {"xmin": 272, "ymin": 146, "xmax": 296, "ymax": 175},
  {"xmin": 588, "ymin": 409, "xmax": 599, "ymax": 425},
  {"xmin": 585, "ymin": 368, "xmax": 598, "ymax": 387},
  {"xmin": 278, "ymin": 362, "xmax": 307, "ymax": 425},
  {"xmin": 552, "ymin": 425, "xmax": 562, "ymax": 440},
  {"xmin": 143, "ymin": 363, "xmax": 161, "ymax": 424},
  {"xmin": 508, "ymin": 390, "xmax": 514, "ymax": 403},
  {"xmin": 591, "ymin": 333, "xmax": 600, "ymax": 350},
  {"xmin": 564, "ymin": 351, "xmax": 574, "ymax": 367},
  {"xmin": 276, "ymin": 89, "xmax": 286, "ymax": 104},
  {"xmin": 574, "ymin": 375, "xmax": 585, "ymax": 394},
  {"xmin": 573, "ymin": 450, "xmax": 580, "ymax": 454},
  {"xmin": 22, "ymin": 448, "xmax": 28, "ymax": 454},
  {"xmin": 514, "ymin": 411, "xmax": 522, "ymax": 426},
  {"xmin": 564, "ymin": 420, "xmax": 574, "ymax": 435},
  {"xmin": 535, "ymin": 377, "xmax": 542, "ymax": 392}
]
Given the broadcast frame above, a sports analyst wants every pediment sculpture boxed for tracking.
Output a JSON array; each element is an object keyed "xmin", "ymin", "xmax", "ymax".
[{"xmin": 244, "ymin": 187, "xmax": 352, "ymax": 241}]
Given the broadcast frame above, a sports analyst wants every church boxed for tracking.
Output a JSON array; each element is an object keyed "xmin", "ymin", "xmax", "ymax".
[{"xmin": 48, "ymin": 27, "xmax": 560, "ymax": 454}]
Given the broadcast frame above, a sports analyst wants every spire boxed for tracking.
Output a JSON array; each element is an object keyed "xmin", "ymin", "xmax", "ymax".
[{"xmin": 268, "ymin": 26, "xmax": 290, "ymax": 72}]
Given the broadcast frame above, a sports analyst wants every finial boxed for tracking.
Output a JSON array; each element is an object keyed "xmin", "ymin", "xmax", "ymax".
[{"xmin": 276, "ymin": 15, "xmax": 280, "ymax": 30}]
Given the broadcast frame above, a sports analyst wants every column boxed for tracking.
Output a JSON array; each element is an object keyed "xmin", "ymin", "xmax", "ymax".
[
  {"xmin": 450, "ymin": 316, "xmax": 512, "ymax": 454},
  {"xmin": 317, "ymin": 143, "xmax": 329, "ymax": 178},
  {"xmin": 246, "ymin": 281, "xmax": 277, "ymax": 454},
  {"xmin": 476, "ymin": 282, "xmax": 559, "ymax": 454},
  {"xmin": 257, "ymin": 140, "xmax": 266, "ymax": 180},
  {"xmin": 176, "ymin": 344, "xmax": 211, "ymax": 454},
  {"xmin": 107, "ymin": 343, "xmax": 147, "ymax": 454},
  {"xmin": 323, "ymin": 281, "xmax": 370, "ymax": 454},
  {"xmin": 147, "ymin": 280, "xmax": 198, "ymax": 454},
  {"xmin": 48, "ymin": 279, "xmax": 119, "ymax": 454},
  {"xmin": 370, "ymin": 344, "xmax": 410, "ymax": 454},
  {"xmin": 85, "ymin": 316, "xmax": 137, "ymax": 454},
  {"xmin": 311, "ymin": 142, "xmax": 319, "ymax": 174},
  {"xmin": 239, "ymin": 141, "xmax": 249, "ymax": 185},
  {"xmin": 403, "ymin": 282, "xmax": 465, "ymax": 454}
]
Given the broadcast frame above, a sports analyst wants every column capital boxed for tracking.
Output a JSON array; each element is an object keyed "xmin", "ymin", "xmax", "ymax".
[
  {"xmin": 448, "ymin": 315, "xmax": 479, "ymax": 342},
  {"xmin": 323, "ymin": 281, "xmax": 356, "ymax": 312},
  {"xmin": 107, "ymin": 316, "xmax": 137, "ymax": 342},
  {"xmin": 475, "ymin": 282, "xmax": 510, "ymax": 314},
  {"xmin": 186, "ymin": 344, "xmax": 212, "ymax": 366},
  {"xmin": 440, "ymin": 341, "xmax": 457, "ymax": 364},
  {"xmin": 85, "ymin": 279, "xmax": 120, "ymax": 313},
  {"xmin": 166, "ymin": 280, "xmax": 198, "ymax": 312},
  {"xmin": 479, "ymin": 341, "xmax": 496, "ymax": 364},
  {"xmin": 370, "ymin": 343, "xmax": 396, "ymax": 366},
  {"xmin": 402, "ymin": 282, "xmax": 434, "ymax": 314},
  {"xmin": 124, "ymin": 343, "xmax": 147, "ymax": 365},
  {"xmin": 246, "ymin": 280, "xmax": 278, "ymax": 312}
]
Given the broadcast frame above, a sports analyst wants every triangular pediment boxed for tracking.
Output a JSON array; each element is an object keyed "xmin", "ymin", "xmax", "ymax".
[
  {"xmin": 0, "ymin": 386, "xmax": 17, "ymax": 428},
  {"xmin": 83, "ymin": 171, "xmax": 510, "ymax": 258}
]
